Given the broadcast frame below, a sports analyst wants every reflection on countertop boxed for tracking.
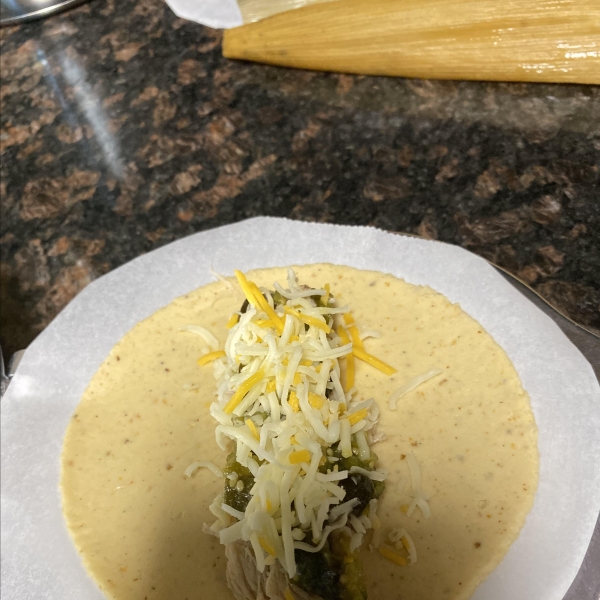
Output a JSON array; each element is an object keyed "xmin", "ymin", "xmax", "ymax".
[{"xmin": 0, "ymin": 0, "xmax": 599, "ymax": 356}]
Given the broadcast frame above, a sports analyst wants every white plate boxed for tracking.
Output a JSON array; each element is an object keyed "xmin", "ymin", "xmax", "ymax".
[{"xmin": 2, "ymin": 217, "xmax": 599, "ymax": 600}]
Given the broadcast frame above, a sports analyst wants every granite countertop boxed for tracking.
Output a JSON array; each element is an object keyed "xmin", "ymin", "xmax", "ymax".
[{"xmin": 1, "ymin": 0, "xmax": 599, "ymax": 358}]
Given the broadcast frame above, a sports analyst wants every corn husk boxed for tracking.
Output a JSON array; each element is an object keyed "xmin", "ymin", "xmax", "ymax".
[{"xmin": 223, "ymin": 0, "xmax": 600, "ymax": 84}]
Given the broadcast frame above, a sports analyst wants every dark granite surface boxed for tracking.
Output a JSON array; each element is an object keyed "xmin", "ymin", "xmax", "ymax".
[{"xmin": 1, "ymin": 0, "xmax": 599, "ymax": 358}]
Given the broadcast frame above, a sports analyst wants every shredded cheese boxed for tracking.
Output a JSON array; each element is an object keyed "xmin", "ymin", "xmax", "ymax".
[
  {"xmin": 180, "ymin": 325, "xmax": 219, "ymax": 351},
  {"xmin": 340, "ymin": 418, "xmax": 352, "ymax": 458},
  {"xmin": 284, "ymin": 306, "xmax": 331, "ymax": 333},
  {"xmin": 405, "ymin": 452, "xmax": 431, "ymax": 519},
  {"xmin": 403, "ymin": 533, "xmax": 418, "ymax": 564},
  {"xmin": 352, "ymin": 346, "xmax": 397, "ymax": 375},
  {"xmin": 288, "ymin": 391, "xmax": 300, "ymax": 412},
  {"xmin": 245, "ymin": 419, "xmax": 259, "ymax": 440},
  {"xmin": 250, "ymin": 281, "xmax": 284, "ymax": 333},
  {"xmin": 197, "ymin": 350, "xmax": 226, "ymax": 366},
  {"xmin": 349, "ymin": 465, "xmax": 388, "ymax": 481},
  {"xmin": 223, "ymin": 369, "xmax": 265, "ymax": 414},
  {"xmin": 388, "ymin": 368, "xmax": 443, "ymax": 410},
  {"xmin": 284, "ymin": 588, "xmax": 296, "ymax": 600},
  {"xmin": 379, "ymin": 545, "xmax": 408, "ymax": 566},
  {"xmin": 259, "ymin": 536, "xmax": 277, "ymax": 556},
  {"xmin": 308, "ymin": 392, "xmax": 324, "ymax": 409},
  {"xmin": 185, "ymin": 461, "xmax": 223, "ymax": 478},
  {"xmin": 343, "ymin": 313, "xmax": 365, "ymax": 351},
  {"xmin": 193, "ymin": 269, "xmax": 432, "ymax": 586},
  {"xmin": 226, "ymin": 314, "xmax": 239, "ymax": 329},
  {"xmin": 336, "ymin": 326, "xmax": 355, "ymax": 392},
  {"xmin": 346, "ymin": 408, "xmax": 369, "ymax": 426},
  {"xmin": 289, "ymin": 449, "xmax": 312, "ymax": 464},
  {"xmin": 234, "ymin": 270, "xmax": 261, "ymax": 307}
]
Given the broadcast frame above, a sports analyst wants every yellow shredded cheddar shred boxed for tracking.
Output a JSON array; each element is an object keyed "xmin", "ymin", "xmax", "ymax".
[{"xmin": 197, "ymin": 350, "xmax": 226, "ymax": 366}]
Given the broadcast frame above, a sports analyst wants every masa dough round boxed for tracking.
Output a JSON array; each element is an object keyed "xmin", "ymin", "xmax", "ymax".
[{"xmin": 61, "ymin": 264, "xmax": 539, "ymax": 600}]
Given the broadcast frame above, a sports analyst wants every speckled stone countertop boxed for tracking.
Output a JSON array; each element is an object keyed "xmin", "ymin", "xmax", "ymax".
[{"xmin": 1, "ymin": 0, "xmax": 599, "ymax": 357}]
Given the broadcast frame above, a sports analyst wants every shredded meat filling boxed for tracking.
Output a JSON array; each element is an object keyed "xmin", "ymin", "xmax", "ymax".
[{"xmin": 226, "ymin": 540, "xmax": 322, "ymax": 600}]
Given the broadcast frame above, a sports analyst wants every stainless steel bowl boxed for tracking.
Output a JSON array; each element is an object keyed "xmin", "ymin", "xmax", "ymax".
[{"xmin": 1, "ymin": 0, "xmax": 89, "ymax": 26}]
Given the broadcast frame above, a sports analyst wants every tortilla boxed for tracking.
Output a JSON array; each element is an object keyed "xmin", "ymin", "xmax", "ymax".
[{"xmin": 61, "ymin": 264, "xmax": 539, "ymax": 600}]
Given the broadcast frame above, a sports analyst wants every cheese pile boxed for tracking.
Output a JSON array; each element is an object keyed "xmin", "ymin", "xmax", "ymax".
[{"xmin": 200, "ymin": 269, "xmax": 394, "ymax": 578}]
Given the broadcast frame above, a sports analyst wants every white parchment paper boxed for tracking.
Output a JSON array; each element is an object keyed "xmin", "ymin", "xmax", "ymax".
[
  {"xmin": 2, "ymin": 218, "xmax": 599, "ymax": 600},
  {"xmin": 165, "ymin": 0, "xmax": 242, "ymax": 28}
]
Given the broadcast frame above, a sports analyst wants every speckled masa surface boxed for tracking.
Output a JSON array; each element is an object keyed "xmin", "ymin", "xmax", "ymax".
[{"xmin": 0, "ymin": 0, "xmax": 599, "ymax": 357}]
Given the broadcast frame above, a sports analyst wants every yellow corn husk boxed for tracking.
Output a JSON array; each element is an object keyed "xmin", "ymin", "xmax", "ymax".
[{"xmin": 223, "ymin": 0, "xmax": 600, "ymax": 84}]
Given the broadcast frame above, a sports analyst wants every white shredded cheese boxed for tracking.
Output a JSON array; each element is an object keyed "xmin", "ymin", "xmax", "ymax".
[
  {"xmin": 197, "ymin": 270, "xmax": 408, "ymax": 582},
  {"xmin": 294, "ymin": 513, "xmax": 350, "ymax": 553},
  {"xmin": 221, "ymin": 503, "xmax": 245, "ymax": 520},
  {"xmin": 179, "ymin": 325, "xmax": 219, "ymax": 351},
  {"xmin": 360, "ymin": 329, "xmax": 382, "ymax": 340},
  {"xmin": 349, "ymin": 465, "xmax": 388, "ymax": 481},
  {"xmin": 315, "ymin": 470, "xmax": 349, "ymax": 482},
  {"xmin": 185, "ymin": 460, "xmax": 223, "ymax": 479},
  {"xmin": 210, "ymin": 267, "xmax": 235, "ymax": 291},
  {"xmin": 329, "ymin": 497, "xmax": 360, "ymax": 521},
  {"xmin": 350, "ymin": 532, "xmax": 363, "ymax": 552},
  {"xmin": 404, "ymin": 531, "xmax": 418, "ymax": 564},
  {"xmin": 355, "ymin": 430, "xmax": 371, "ymax": 461},
  {"xmin": 404, "ymin": 452, "xmax": 432, "ymax": 519},
  {"xmin": 350, "ymin": 514, "xmax": 366, "ymax": 535},
  {"xmin": 202, "ymin": 522, "xmax": 219, "ymax": 537},
  {"xmin": 388, "ymin": 368, "xmax": 444, "ymax": 410},
  {"xmin": 340, "ymin": 419, "xmax": 352, "ymax": 458},
  {"xmin": 273, "ymin": 281, "xmax": 327, "ymax": 299}
]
